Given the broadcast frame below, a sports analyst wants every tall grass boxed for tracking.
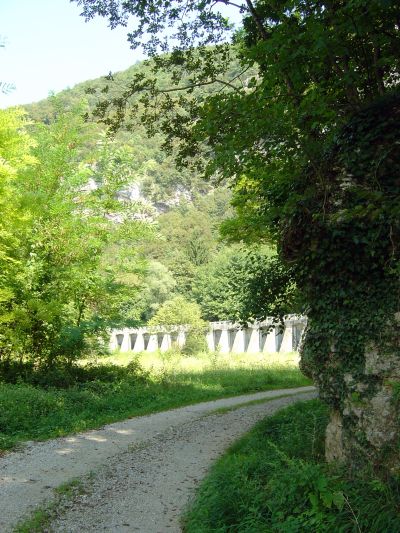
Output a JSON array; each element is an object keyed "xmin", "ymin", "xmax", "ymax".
[
  {"xmin": 0, "ymin": 351, "xmax": 310, "ymax": 451},
  {"xmin": 183, "ymin": 399, "xmax": 400, "ymax": 533}
]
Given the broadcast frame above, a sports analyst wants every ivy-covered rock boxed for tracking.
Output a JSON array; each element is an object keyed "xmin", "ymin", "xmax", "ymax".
[{"xmin": 296, "ymin": 94, "xmax": 400, "ymax": 473}]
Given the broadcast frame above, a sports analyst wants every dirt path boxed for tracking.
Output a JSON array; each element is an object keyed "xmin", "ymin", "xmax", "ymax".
[{"xmin": 1, "ymin": 386, "xmax": 316, "ymax": 532}]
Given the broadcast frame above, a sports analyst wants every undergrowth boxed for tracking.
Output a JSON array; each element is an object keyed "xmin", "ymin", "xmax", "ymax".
[
  {"xmin": 183, "ymin": 399, "xmax": 400, "ymax": 532},
  {"xmin": 0, "ymin": 352, "xmax": 310, "ymax": 451}
]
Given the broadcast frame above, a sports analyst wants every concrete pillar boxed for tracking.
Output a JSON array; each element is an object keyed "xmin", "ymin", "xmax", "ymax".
[
  {"xmin": 213, "ymin": 330, "xmax": 222, "ymax": 351},
  {"xmin": 129, "ymin": 333, "xmax": 137, "ymax": 351},
  {"xmin": 143, "ymin": 333, "xmax": 151, "ymax": 351},
  {"xmin": 242, "ymin": 328, "xmax": 251, "ymax": 352},
  {"xmin": 206, "ymin": 329, "xmax": 214, "ymax": 351},
  {"xmin": 292, "ymin": 322, "xmax": 305, "ymax": 351},
  {"xmin": 156, "ymin": 333, "xmax": 163, "ymax": 350},
  {"xmin": 109, "ymin": 332, "xmax": 119, "ymax": 351},
  {"xmin": 280, "ymin": 322, "xmax": 293, "ymax": 352},
  {"xmin": 133, "ymin": 332, "xmax": 145, "ymax": 352},
  {"xmin": 275, "ymin": 329, "xmax": 284, "ymax": 352},
  {"xmin": 218, "ymin": 329, "xmax": 230, "ymax": 354},
  {"xmin": 147, "ymin": 334, "xmax": 158, "ymax": 352},
  {"xmin": 177, "ymin": 329, "xmax": 186, "ymax": 349},
  {"xmin": 259, "ymin": 328, "xmax": 266, "ymax": 351},
  {"xmin": 160, "ymin": 333, "xmax": 171, "ymax": 352},
  {"xmin": 231, "ymin": 329, "xmax": 245, "ymax": 353},
  {"xmin": 247, "ymin": 327, "xmax": 261, "ymax": 353},
  {"xmin": 120, "ymin": 330, "xmax": 130, "ymax": 352},
  {"xmin": 263, "ymin": 327, "xmax": 277, "ymax": 353},
  {"xmin": 228, "ymin": 330, "xmax": 236, "ymax": 352},
  {"xmin": 170, "ymin": 331, "xmax": 179, "ymax": 349}
]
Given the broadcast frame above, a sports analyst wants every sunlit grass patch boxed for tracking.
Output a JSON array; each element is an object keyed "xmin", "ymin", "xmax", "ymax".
[{"xmin": 97, "ymin": 349, "xmax": 300, "ymax": 372}]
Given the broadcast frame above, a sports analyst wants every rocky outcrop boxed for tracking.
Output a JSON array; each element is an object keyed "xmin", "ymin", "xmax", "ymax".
[{"xmin": 325, "ymin": 337, "xmax": 400, "ymax": 474}]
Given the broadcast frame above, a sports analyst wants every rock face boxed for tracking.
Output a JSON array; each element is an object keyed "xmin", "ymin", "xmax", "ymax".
[
  {"xmin": 325, "ymin": 339, "xmax": 400, "ymax": 475},
  {"xmin": 325, "ymin": 410, "xmax": 345, "ymax": 463}
]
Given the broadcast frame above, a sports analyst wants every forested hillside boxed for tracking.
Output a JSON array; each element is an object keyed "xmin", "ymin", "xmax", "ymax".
[
  {"xmin": 21, "ymin": 58, "xmax": 286, "ymax": 334},
  {"xmin": 24, "ymin": 58, "xmax": 240, "ymax": 207}
]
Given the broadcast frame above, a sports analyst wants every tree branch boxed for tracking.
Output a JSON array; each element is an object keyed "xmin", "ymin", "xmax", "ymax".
[
  {"xmin": 215, "ymin": 0, "xmax": 248, "ymax": 11},
  {"xmin": 155, "ymin": 78, "xmax": 243, "ymax": 95},
  {"xmin": 245, "ymin": 0, "xmax": 269, "ymax": 40}
]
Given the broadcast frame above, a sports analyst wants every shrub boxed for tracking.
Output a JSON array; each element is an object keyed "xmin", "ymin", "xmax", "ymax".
[{"xmin": 148, "ymin": 295, "xmax": 208, "ymax": 355}]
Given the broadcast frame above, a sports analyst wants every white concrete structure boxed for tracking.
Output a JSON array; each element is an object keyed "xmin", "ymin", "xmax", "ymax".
[{"xmin": 110, "ymin": 316, "xmax": 306, "ymax": 354}]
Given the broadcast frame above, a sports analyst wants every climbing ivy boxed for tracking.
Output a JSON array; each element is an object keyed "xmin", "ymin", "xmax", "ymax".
[{"xmin": 289, "ymin": 93, "xmax": 400, "ymax": 406}]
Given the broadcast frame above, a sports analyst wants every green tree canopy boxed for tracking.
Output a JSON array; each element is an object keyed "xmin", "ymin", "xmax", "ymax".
[
  {"xmin": 148, "ymin": 296, "xmax": 205, "ymax": 328},
  {"xmin": 148, "ymin": 296, "xmax": 207, "ymax": 354},
  {"xmin": 0, "ymin": 103, "xmax": 150, "ymax": 368},
  {"xmin": 192, "ymin": 245, "xmax": 297, "ymax": 322}
]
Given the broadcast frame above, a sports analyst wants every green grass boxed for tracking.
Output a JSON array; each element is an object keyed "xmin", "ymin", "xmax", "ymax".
[
  {"xmin": 209, "ymin": 393, "xmax": 308, "ymax": 415},
  {"xmin": 100, "ymin": 350, "xmax": 301, "ymax": 370},
  {"xmin": 0, "ymin": 351, "xmax": 310, "ymax": 451},
  {"xmin": 14, "ymin": 478, "xmax": 86, "ymax": 533},
  {"xmin": 183, "ymin": 399, "xmax": 400, "ymax": 533},
  {"xmin": 14, "ymin": 507, "xmax": 51, "ymax": 533}
]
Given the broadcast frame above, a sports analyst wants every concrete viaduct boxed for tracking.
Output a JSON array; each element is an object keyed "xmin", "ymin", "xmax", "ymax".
[{"xmin": 110, "ymin": 316, "xmax": 306, "ymax": 354}]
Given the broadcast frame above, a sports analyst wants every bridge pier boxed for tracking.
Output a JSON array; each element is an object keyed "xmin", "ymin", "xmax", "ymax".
[
  {"xmin": 133, "ymin": 332, "xmax": 145, "ymax": 352},
  {"xmin": 231, "ymin": 329, "xmax": 245, "ymax": 353},
  {"xmin": 260, "ymin": 327, "xmax": 276, "ymax": 353},
  {"xmin": 160, "ymin": 333, "xmax": 171, "ymax": 352},
  {"xmin": 218, "ymin": 329, "xmax": 230, "ymax": 353},
  {"xmin": 280, "ymin": 323, "xmax": 293, "ymax": 352}
]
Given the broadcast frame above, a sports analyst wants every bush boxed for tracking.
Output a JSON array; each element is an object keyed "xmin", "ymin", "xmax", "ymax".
[
  {"xmin": 182, "ymin": 330, "xmax": 208, "ymax": 355},
  {"xmin": 148, "ymin": 296, "xmax": 206, "ymax": 329},
  {"xmin": 0, "ymin": 358, "xmax": 148, "ymax": 389},
  {"xmin": 148, "ymin": 295, "xmax": 208, "ymax": 355}
]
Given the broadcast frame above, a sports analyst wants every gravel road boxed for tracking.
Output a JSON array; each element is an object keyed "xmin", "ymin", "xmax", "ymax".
[{"xmin": 1, "ymin": 386, "xmax": 316, "ymax": 532}]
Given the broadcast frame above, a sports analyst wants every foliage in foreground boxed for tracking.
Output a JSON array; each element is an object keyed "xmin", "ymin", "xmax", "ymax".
[
  {"xmin": 0, "ymin": 353, "xmax": 309, "ymax": 451},
  {"xmin": 184, "ymin": 400, "xmax": 400, "ymax": 533},
  {"xmin": 0, "ymin": 104, "xmax": 150, "ymax": 369}
]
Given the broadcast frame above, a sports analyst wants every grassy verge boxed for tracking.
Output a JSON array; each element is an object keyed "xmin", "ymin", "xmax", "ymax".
[
  {"xmin": 14, "ymin": 479, "xmax": 87, "ymax": 533},
  {"xmin": 183, "ymin": 399, "xmax": 400, "ymax": 533},
  {"xmin": 0, "ymin": 351, "xmax": 310, "ymax": 451},
  {"xmin": 208, "ymin": 392, "xmax": 310, "ymax": 415}
]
